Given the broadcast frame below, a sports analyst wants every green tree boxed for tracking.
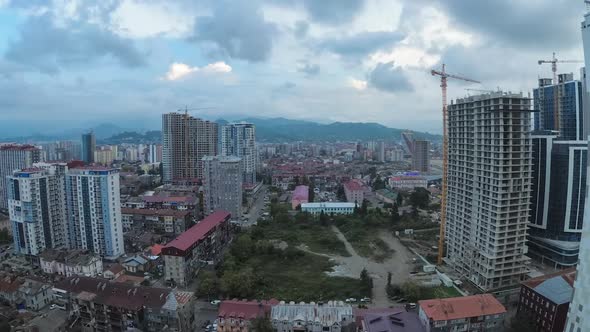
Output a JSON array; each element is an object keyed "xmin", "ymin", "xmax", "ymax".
[
  {"xmin": 308, "ymin": 182, "xmax": 315, "ymax": 202},
  {"xmin": 508, "ymin": 312, "xmax": 535, "ymax": 332},
  {"xmin": 336, "ymin": 184, "xmax": 346, "ymax": 201},
  {"xmin": 220, "ymin": 268, "xmax": 256, "ymax": 298},
  {"xmin": 231, "ymin": 234, "xmax": 254, "ymax": 261},
  {"xmin": 197, "ymin": 271, "xmax": 219, "ymax": 300},
  {"xmin": 390, "ymin": 205, "xmax": 399, "ymax": 223},
  {"xmin": 360, "ymin": 268, "xmax": 373, "ymax": 297},
  {"xmin": 409, "ymin": 188, "xmax": 430, "ymax": 209},
  {"xmin": 400, "ymin": 281, "xmax": 423, "ymax": 302},
  {"xmin": 360, "ymin": 199, "xmax": 369, "ymax": 215},
  {"xmin": 0, "ymin": 228, "xmax": 11, "ymax": 244},
  {"xmin": 396, "ymin": 192, "xmax": 403, "ymax": 206},
  {"xmin": 372, "ymin": 176, "xmax": 386, "ymax": 190},
  {"xmin": 251, "ymin": 317, "xmax": 274, "ymax": 332}
]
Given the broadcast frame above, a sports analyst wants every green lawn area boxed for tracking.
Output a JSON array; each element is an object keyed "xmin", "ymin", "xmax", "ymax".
[
  {"xmin": 212, "ymin": 232, "xmax": 369, "ymax": 302},
  {"xmin": 422, "ymin": 286, "xmax": 462, "ymax": 299},
  {"xmin": 261, "ymin": 204, "xmax": 350, "ymax": 257},
  {"xmin": 333, "ymin": 215, "xmax": 394, "ymax": 262}
]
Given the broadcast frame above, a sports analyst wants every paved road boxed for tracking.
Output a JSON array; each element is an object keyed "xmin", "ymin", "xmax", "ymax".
[{"xmin": 242, "ymin": 185, "xmax": 268, "ymax": 227}]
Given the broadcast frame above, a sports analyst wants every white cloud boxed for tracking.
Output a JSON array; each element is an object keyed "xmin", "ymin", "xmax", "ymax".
[
  {"xmin": 109, "ymin": 0, "xmax": 195, "ymax": 38},
  {"xmin": 348, "ymin": 78, "xmax": 368, "ymax": 90},
  {"xmin": 163, "ymin": 61, "xmax": 232, "ymax": 81},
  {"xmin": 369, "ymin": 46, "xmax": 440, "ymax": 69}
]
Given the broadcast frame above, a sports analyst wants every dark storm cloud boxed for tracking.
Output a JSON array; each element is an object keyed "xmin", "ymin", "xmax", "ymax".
[
  {"xmin": 368, "ymin": 62, "xmax": 413, "ymax": 93},
  {"xmin": 297, "ymin": 61, "xmax": 320, "ymax": 77},
  {"xmin": 302, "ymin": 0, "xmax": 366, "ymax": 25},
  {"xmin": 436, "ymin": 0, "xmax": 582, "ymax": 49},
  {"xmin": 317, "ymin": 31, "xmax": 404, "ymax": 57},
  {"xmin": 191, "ymin": 0, "xmax": 277, "ymax": 62},
  {"xmin": 4, "ymin": 14, "xmax": 145, "ymax": 74}
]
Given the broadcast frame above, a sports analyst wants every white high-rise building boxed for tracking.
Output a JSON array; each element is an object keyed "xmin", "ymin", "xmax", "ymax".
[
  {"xmin": 202, "ymin": 156, "xmax": 242, "ymax": 219},
  {"xmin": 7, "ymin": 163, "xmax": 69, "ymax": 256},
  {"xmin": 0, "ymin": 144, "xmax": 41, "ymax": 209},
  {"xmin": 444, "ymin": 92, "xmax": 532, "ymax": 291},
  {"xmin": 65, "ymin": 167, "xmax": 124, "ymax": 259},
  {"xmin": 564, "ymin": 8, "xmax": 590, "ymax": 332},
  {"xmin": 220, "ymin": 123, "xmax": 256, "ymax": 185}
]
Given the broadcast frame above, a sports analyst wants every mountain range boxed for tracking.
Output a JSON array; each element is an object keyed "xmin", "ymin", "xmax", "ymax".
[{"xmin": 2, "ymin": 118, "xmax": 441, "ymax": 144}]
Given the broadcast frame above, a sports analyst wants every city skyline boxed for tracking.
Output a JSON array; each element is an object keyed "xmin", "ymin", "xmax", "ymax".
[{"xmin": 0, "ymin": 0, "xmax": 584, "ymax": 137}]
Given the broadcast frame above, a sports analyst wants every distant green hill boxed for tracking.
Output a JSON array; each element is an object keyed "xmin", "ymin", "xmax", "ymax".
[{"xmin": 100, "ymin": 117, "xmax": 440, "ymax": 144}]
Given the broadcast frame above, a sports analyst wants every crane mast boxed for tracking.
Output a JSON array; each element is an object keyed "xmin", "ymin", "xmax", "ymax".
[{"xmin": 430, "ymin": 64, "xmax": 481, "ymax": 265}]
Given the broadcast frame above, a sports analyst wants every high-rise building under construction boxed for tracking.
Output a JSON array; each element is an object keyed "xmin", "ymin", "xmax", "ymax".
[
  {"xmin": 162, "ymin": 112, "xmax": 218, "ymax": 183},
  {"xmin": 444, "ymin": 92, "xmax": 532, "ymax": 290}
]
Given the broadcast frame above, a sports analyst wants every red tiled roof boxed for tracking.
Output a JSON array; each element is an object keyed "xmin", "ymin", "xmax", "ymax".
[
  {"xmin": 292, "ymin": 185, "xmax": 309, "ymax": 200},
  {"xmin": 522, "ymin": 267, "xmax": 576, "ymax": 288},
  {"xmin": 344, "ymin": 180, "xmax": 365, "ymax": 191},
  {"xmin": 0, "ymin": 277, "xmax": 20, "ymax": 293},
  {"xmin": 419, "ymin": 294, "xmax": 506, "ymax": 321},
  {"xmin": 218, "ymin": 299, "xmax": 279, "ymax": 320},
  {"xmin": 163, "ymin": 210, "xmax": 231, "ymax": 251},
  {"xmin": 106, "ymin": 264, "xmax": 124, "ymax": 275},
  {"xmin": 121, "ymin": 208, "xmax": 190, "ymax": 218},
  {"xmin": 54, "ymin": 276, "xmax": 171, "ymax": 311},
  {"xmin": 150, "ymin": 244, "xmax": 163, "ymax": 256}
]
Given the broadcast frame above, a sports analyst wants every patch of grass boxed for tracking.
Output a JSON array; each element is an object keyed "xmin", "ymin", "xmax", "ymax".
[
  {"xmin": 334, "ymin": 215, "xmax": 394, "ymax": 261},
  {"xmin": 422, "ymin": 286, "xmax": 462, "ymax": 299},
  {"xmin": 257, "ymin": 209, "xmax": 350, "ymax": 257}
]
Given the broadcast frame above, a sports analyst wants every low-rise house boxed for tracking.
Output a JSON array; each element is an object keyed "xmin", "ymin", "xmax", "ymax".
[
  {"xmin": 418, "ymin": 294, "xmax": 506, "ymax": 332},
  {"xmin": 217, "ymin": 299, "xmax": 279, "ymax": 332},
  {"xmin": 121, "ymin": 208, "xmax": 193, "ymax": 234},
  {"xmin": 122, "ymin": 254, "xmax": 150, "ymax": 273},
  {"xmin": 142, "ymin": 195, "xmax": 198, "ymax": 211},
  {"xmin": 344, "ymin": 179, "xmax": 367, "ymax": 204},
  {"xmin": 271, "ymin": 301, "xmax": 355, "ymax": 332},
  {"xmin": 19, "ymin": 277, "xmax": 53, "ymax": 311},
  {"xmin": 517, "ymin": 268, "xmax": 576, "ymax": 332},
  {"xmin": 19, "ymin": 308, "xmax": 68, "ymax": 332},
  {"xmin": 103, "ymin": 264, "xmax": 125, "ymax": 280},
  {"xmin": 0, "ymin": 275, "xmax": 21, "ymax": 306},
  {"xmin": 361, "ymin": 310, "xmax": 425, "ymax": 332},
  {"xmin": 162, "ymin": 210, "xmax": 232, "ymax": 287},
  {"xmin": 292, "ymin": 185, "xmax": 309, "ymax": 209},
  {"xmin": 39, "ymin": 249, "xmax": 103, "ymax": 277},
  {"xmin": 375, "ymin": 189, "xmax": 398, "ymax": 205},
  {"xmin": 53, "ymin": 276, "xmax": 195, "ymax": 332},
  {"xmin": 389, "ymin": 176, "xmax": 428, "ymax": 190},
  {"xmin": 301, "ymin": 202, "xmax": 356, "ymax": 215}
]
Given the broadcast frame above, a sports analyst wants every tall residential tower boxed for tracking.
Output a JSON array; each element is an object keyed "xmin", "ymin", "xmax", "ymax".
[
  {"xmin": 220, "ymin": 123, "xmax": 257, "ymax": 185},
  {"xmin": 202, "ymin": 156, "xmax": 242, "ymax": 219},
  {"xmin": 412, "ymin": 140, "xmax": 430, "ymax": 173},
  {"xmin": 162, "ymin": 112, "xmax": 218, "ymax": 182},
  {"xmin": 444, "ymin": 92, "xmax": 532, "ymax": 290},
  {"xmin": 81, "ymin": 132, "xmax": 96, "ymax": 164},
  {"xmin": 0, "ymin": 144, "xmax": 41, "ymax": 209}
]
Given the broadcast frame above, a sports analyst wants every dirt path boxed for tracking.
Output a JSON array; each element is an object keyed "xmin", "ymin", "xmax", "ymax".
[{"xmin": 319, "ymin": 226, "xmax": 414, "ymax": 307}]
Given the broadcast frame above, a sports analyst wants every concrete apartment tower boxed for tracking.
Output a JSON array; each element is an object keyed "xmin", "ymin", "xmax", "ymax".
[
  {"xmin": 0, "ymin": 144, "xmax": 41, "ymax": 209},
  {"xmin": 565, "ymin": 7, "xmax": 590, "ymax": 331},
  {"xmin": 202, "ymin": 156, "xmax": 242, "ymax": 219},
  {"xmin": 162, "ymin": 112, "xmax": 218, "ymax": 183},
  {"xmin": 7, "ymin": 163, "xmax": 69, "ymax": 256},
  {"xmin": 412, "ymin": 140, "xmax": 430, "ymax": 173},
  {"xmin": 65, "ymin": 167, "xmax": 124, "ymax": 259},
  {"xmin": 81, "ymin": 132, "xmax": 96, "ymax": 163},
  {"xmin": 529, "ymin": 74, "xmax": 587, "ymax": 268},
  {"xmin": 220, "ymin": 123, "xmax": 257, "ymax": 185},
  {"xmin": 444, "ymin": 92, "xmax": 533, "ymax": 291}
]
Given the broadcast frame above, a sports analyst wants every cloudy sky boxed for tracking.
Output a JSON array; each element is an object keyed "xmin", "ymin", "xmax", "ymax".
[{"xmin": 0, "ymin": 0, "xmax": 585, "ymax": 136}]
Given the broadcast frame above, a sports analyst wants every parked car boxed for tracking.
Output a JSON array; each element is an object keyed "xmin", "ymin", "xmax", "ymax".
[
  {"xmin": 360, "ymin": 297, "xmax": 371, "ymax": 303},
  {"xmin": 211, "ymin": 300, "xmax": 221, "ymax": 306},
  {"xmin": 345, "ymin": 298, "xmax": 357, "ymax": 303},
  {"xmin": 407, "ymin": 303, "xmax": 417, "ymax": 309}
]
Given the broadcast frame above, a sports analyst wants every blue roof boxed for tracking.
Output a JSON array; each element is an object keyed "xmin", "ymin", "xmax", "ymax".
[{"xmin": 534, "ymin": 276, "xmax": 573, "ymax": 305}]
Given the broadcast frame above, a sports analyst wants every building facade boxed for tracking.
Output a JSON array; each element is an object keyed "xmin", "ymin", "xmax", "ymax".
[
  {"xmin": 7, "ymin": 165, "xmax": 68, "ymax": 256},
  {"xmin": 300, "ymin": 202, "xmax": 356, "ymax": 215},
  {"xmin": 162, "ymin": 112, "xmax": 218, "ymax": 182},
  {"xmin": 148, "ymin": 144, "xmax": 162, "ymax": 163},
  {"xmin": 292, "ymin": 185, "xmax": 309, "ymax": 209},
  {"xmin": 121, "ymin": 208, "xmax": 192, "ymax": 234},
  {"xmin": 388, "ymin": 176, "xmax": 428, "ymax": 190},
  {"xmin": 518, "ymin": 269, "xmax": 576, "ymax": 332},
  {"xmin": 53, "ymin": 276, "xmax": 196, "ymax": 332},
  {"xmin": 81, "ymin": 132, "xmax": 96, "ymax": 164},
  {"xmin": 565, "ymin": 9, "xmax": 590, "ymax": 332},
  {"xmin": 418, "ymin": 295, "xmax": 506, "ymax": 332},
  {"xmin": 271, "ymin": 301, "xmax": 355, "ymax": 332},
  {"xmin": 344, "ymin": 180, "xmax": 366, "ymax": 204},
  {"xmin": 444, "ymin": 92, "xmax": 532, "ymax": 290},
  {"xmin": 529, "ymin": 133, "xmax": 587, "ymax": 268},
  {"xmin": 39, "ymin": 249, "xmax": 103, "ymax": 277},
  {"xmin": 162, "ymin": 211, "xmax": 232, "ymax": 287},
  {"xmin": 412, "ymin": 140, "xmax": 430, "ymax": 173},
  {"xmin": 66, "ymin": 167, "xmax": 124, "ymax": 259},
  {"xmin": 0, "ymin": 144, "xmax": 41, "ymax": 209},
  {"xmin": 202, "ymin": 156, "xmax": 242, "ymax": 219},
  {"xmin": 221, "ymin": 123, "xmax": 257, "ymax": 185}
]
